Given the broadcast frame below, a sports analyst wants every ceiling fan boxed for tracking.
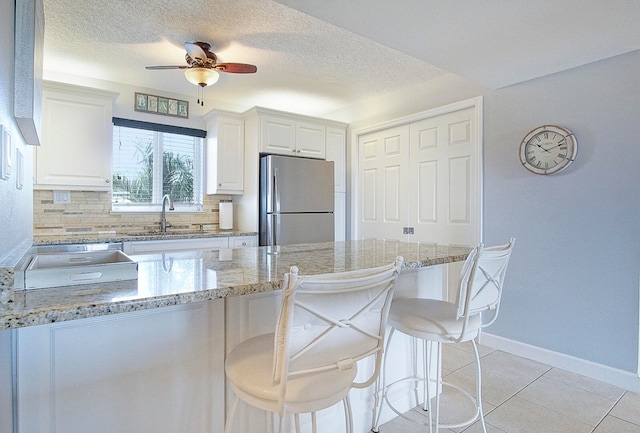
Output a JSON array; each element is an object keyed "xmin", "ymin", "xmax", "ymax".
[{"xmin": 146, "ymin": 42, "xmax": 257, "ymax": 105}]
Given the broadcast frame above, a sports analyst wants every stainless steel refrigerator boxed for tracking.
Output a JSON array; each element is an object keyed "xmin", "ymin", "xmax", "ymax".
[{"xmin": 260, "ymin": 155, "xmax": 334, "ymax": 246}]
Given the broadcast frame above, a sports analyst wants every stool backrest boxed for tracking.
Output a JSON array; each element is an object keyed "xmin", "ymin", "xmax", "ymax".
[
  {"xmin": 456, "ymin": 239, "xmax": 515, "ymax": 329},
  {"xmin": 272, "ymin": 257, "xmax": 403, "ymax": 390}
]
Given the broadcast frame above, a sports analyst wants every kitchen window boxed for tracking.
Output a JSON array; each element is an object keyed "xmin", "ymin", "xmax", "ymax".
[{"xmin": 111, "ymin": 118, "xmax": 205, "ymax": 212}]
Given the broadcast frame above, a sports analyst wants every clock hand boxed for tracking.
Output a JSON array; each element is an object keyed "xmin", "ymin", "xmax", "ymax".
[{"xmin": 534, "ymin": 143, "xmax": 551, "ymax": 153}]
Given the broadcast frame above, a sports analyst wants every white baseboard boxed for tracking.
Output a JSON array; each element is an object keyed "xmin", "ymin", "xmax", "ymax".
[{"xmin": 480, "ymin": 333, "xmax": 640, "ymax": 394}]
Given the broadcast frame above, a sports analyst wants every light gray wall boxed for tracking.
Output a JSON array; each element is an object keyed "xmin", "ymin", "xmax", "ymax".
[
  {"xmin": 483, "ymin": 50, "xmax": 640, "ymax": 372},
  {"xmin": 1, "ymin": 1, "xmax": 33, "ymax": 431},
  {"xmin": 345, "ymin": 50, "xmax": 640, "ymax": 374},
  {"xmin": 0, "ymin": 0, "xmax": 34, "ymax": 264}
]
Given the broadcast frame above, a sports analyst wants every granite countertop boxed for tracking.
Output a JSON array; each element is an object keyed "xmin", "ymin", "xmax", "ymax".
[
  {"xmin": 33, "ymin": 230, "xmax": 258, "ymax": 246},
  {"xmin": 1, "ymin": 240, "xmax": 470, "ymax": 330}
]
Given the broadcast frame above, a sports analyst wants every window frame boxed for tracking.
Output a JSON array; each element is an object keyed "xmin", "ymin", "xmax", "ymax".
[{"xmin": 111, "ymin": 118, "xmax": 206, "ymax": 213}]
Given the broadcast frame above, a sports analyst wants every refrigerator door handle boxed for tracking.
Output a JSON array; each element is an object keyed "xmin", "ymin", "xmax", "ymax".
[
  {"xmin": 273, "ymin": 214, "xmax": 278, "ymax": 246},
  {"xmin": 266, "ymin": 214, "xmax": 279, "ymax": 246},
  {"xmin": 273, "ymin": 168, "xmax": 280, "ymax": 214}
]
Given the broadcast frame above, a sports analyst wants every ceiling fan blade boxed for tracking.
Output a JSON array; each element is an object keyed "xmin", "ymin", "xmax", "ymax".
[
  {"xmin": 214, "ymin": 63, "xmax": 257, "ymax": 73},
  {"xmin": 184, "ymin": 42, "xmax": 209, "ymax": 62},
  {"xmin": 146, "ymin": 65, "xmax": 189, "ymax": 70}
]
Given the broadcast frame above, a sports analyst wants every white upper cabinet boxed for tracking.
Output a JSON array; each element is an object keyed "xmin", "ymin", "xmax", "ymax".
[
  {"xmin": 259, "ymin": 115, "xmax": 296, "ymax": 155},
  {"xmin": 253, "ymin": 109, "xmax": 326, "ymax": 159},
  {"xmin": 239, "ymin": 107, "xmax": 347, "ymax": 235},
  {"xmin": 35, "ymin": 82, "xmax": 118, "ymax": 190},
  {"xmin": 293, "ymin": 120, "xmax": 326, "ymax": 159},
  {"xmin": 205, "ymin": 111, "xmax": 244, "ymax": 194}
]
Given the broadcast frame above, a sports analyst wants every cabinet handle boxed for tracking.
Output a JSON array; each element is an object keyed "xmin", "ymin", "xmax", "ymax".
[
  {"xmin": 242, "ymin": 242, "xmax": 247, "ymax": 246},
  {"xmin": 105, "ymin": 179, "xmax": 110, "ymax": 183},
  {"xmin": 219, "ymin": 183, "xmax": 222, "ymax": 187}
]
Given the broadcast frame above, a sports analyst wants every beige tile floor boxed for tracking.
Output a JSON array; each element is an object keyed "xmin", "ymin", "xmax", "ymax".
[{"xmin": 377, "ymin": 342, "xmax": 640, "ymax": 433}]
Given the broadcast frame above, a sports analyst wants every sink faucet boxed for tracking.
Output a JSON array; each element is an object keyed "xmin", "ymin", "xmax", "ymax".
[{"xmin": 160, "ymin": 194, "xmax": 174, "ymax": 233}]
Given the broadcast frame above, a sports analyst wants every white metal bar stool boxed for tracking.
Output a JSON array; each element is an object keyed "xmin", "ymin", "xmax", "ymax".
[
  {"xmin": 372, "ymin": 239, "xmax": 515, "ymax": 433},
  {"xmin": 225, "ymin": 257, "xmax": 403, "ymax": 433}
]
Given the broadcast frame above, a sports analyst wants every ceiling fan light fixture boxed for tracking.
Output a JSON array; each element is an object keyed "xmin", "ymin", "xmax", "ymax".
[{"xmin": 184, "ymin": 67, "xmax": 220, "ymax": 87}]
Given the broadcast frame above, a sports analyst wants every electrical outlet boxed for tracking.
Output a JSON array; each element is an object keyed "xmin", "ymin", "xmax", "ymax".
[
  {"xmin": 403, "ymin": 227, "xmax": 414, "ymax": 235},
  {"xmin": 53, "ymin": 190, "xmax": 71, "ymax": 204}
]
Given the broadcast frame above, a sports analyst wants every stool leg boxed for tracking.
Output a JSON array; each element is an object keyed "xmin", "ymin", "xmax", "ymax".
[
  {"xmin": 471, "ymin": 339, "xmax": 488, "ymax": 433},
  {"xmin": 309, "ymin": 412, "xmax": 316, "ymax": 433},
  {"xmin": 422, "ymin": 339, "xmax": 428, "ymax": 411},
  {"xmin": 343, "ymin": 396, "xmax": 354, "ymax": 433},
  {"xmin": 224, "ymin": 395, "xmax": 239, "ymax": 433},
  {"xmin": 424, "ymin": 340, "xmax": 434, "ymax": 433},
  {"xmin": 433, "ymin": 341, "xmax": 442, "ymax": 433},
  {"xmin": 371, "ymin": 327, "xmax": 395, "ymax": 432}
]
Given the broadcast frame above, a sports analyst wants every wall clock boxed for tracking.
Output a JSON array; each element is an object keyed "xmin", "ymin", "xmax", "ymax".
[{"xmin": 519, "ymin": 125, "xmax": 577, "ymax": 175}]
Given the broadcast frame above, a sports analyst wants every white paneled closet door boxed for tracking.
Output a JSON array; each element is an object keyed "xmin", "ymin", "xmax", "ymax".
[
  {"xmin": 356, "ymin": 99, "xmax": 482, "ymax": 301},
  {"xmin": 358, "ymin": 125, "xmax": 410, "ymax": 240},
  {"xmin": 409, "ymin": 106, "xmax": 480, "ymax": 246}
]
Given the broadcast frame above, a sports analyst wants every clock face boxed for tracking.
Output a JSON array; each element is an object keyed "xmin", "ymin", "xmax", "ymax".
[{"xmin": 519, "ymin": 125, "xmax": 577, "ymax": 175}]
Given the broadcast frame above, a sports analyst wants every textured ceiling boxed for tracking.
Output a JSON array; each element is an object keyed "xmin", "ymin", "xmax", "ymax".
[
  {"xmin": 274, "ymin": 0, "xmax": 640, "ymax": 89},
  {"xmin": 42, "ymin": 0, "xmax": 640, "ymax": 120},
  {"xmin": 42, "ymin": 0, "xmax": 448, "ymax": 118}
]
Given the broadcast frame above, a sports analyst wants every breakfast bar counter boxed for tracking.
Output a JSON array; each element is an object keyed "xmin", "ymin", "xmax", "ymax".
[
  {"xmin": 2, "ymin": 240, "xmax": 470, "ymax": 330},
  {"xmin": 6, "ymin": 239, "xmax": 471, "ymax": 433}
]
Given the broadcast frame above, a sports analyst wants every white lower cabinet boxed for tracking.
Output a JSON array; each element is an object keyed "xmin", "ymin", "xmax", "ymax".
[
  {"xmin": 122, "ymin": 235, "xmax": 258, "ymax": 254},
  {"xmin": 228, "ymin": 235, "xmax": 258, "ymax": 248},
  {"xmin": 15, "ymin": 300, "xmax": 225, "ymax": 433}
]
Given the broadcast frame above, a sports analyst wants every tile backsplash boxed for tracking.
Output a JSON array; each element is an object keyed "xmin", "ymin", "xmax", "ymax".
[{"xmin": 33, "ymin": 190, "xmax": 231, "ymax": 240}]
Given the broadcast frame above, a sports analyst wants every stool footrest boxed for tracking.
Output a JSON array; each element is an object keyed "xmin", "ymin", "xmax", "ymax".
[{"xmin": 381, "ymin": 376, "xmax": 482, "ymax": 430}]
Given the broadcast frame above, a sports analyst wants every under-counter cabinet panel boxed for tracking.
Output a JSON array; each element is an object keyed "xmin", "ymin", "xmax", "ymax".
[
  {"xmin": 35, "ymin": 82, "xmax": 118, "ymax": 190},
  {"xmin": 225, "ymin": 291, "xmax": 282, "ymax": 433},
  {"xmin": 229, "ymin": 235, "xmax": 258, "ymax": 248},
  {"xmin": 122, "ymin": 236, "xmax": 230, "ymax": 254},
  {"xmin": 205, "ymin": 111, "xmax": 244, "ymax": 194},
  {"xmin": 15, "ymin": 300, "xmax": 225, "ymax": 433}
]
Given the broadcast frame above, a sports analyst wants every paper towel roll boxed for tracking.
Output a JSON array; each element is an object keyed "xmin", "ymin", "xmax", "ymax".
[{"xmin": 219, "ymin": 201, "xmax": 233, "ymax": 230}]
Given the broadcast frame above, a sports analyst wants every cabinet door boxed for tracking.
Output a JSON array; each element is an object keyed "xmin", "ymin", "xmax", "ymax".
[
  {"xmin": 16, "ymin": 301, "xmax": 225, "ymax": 433},
  {"xmin": 36, "ymin": 84, "xmax": 116, "ymax": 190},
  {"xmin": 334, "ymin": 192, "xmax": 346, "ymax": 241},
  {"xmin": 295, "ymin": 121, "xmax": 326, "ymax": 159},
  {"xmin": 260, "ymin": 115, "xmax": 296, "ymax": 155},
  {"xmin": 123, "ymin": 237, "xmax": 229, "ymax": 254},
  {"xmin": 229, "ymin": 235, "xmax": 258, "ymax": 248},
  {"xmin": 326, "ymin": 126, "xmax": 346, "ymax": 192},
  {"xmin": 206, "ymin": 115, "xmax": 244, "ymax": 194}
]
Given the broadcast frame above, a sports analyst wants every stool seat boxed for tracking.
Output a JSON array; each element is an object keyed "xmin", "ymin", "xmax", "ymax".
[
  {"xmin": 372, "ymin": 239, "xmax": 515, "ymax": 433},
  {"xmin": 389, "ymin": 298, "xmax": 482, "ymax": 343},
  {"xmin": 226, "ymin": 333, "xmax": 357, "ymax": 414},
  {"xmin": 224, "ymin": 258, "xmax": 403, "ymax": 433}
]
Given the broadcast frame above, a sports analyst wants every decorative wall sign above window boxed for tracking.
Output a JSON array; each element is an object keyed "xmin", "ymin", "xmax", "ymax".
[{"xmin": 134, "ymin": 92, "xmax": 189, "ymax": 119}]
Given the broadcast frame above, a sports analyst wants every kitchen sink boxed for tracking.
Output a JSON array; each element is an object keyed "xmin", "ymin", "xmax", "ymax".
[{"xmin": 23, "ymin": 250, "xmax": 138, "ymax": 289}]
